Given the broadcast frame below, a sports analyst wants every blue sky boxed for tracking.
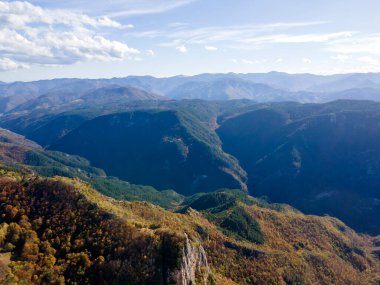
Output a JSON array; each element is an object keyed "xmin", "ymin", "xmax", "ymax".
[{"xmin": 1, "ymin": 0, "xmax": 380, "ymax": 81}]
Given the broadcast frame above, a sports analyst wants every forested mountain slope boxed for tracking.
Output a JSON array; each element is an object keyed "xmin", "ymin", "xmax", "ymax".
[
  {"xmin": 0, "ymin": 168, "xmax": 379, "ymax": 284},
  {"xmin": 50, "ymin": 110, "xmax": 246, "ymax": 195},
  {"xmin": 217, "ymin": 100, "xmax": 380, "ymax": 234}
]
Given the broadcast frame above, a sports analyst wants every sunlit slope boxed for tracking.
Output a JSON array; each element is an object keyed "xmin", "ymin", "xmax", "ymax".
[{"xmin": 0, "ymin": 168, "xmax": 378, "ymax": 284}]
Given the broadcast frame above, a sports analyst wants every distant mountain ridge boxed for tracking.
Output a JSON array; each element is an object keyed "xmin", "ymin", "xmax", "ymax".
[
  {"xmin": 5, "ymin": 85, "xmax": 167, "ymax": 114},
  {"xmin": 2, "ymin": 72, "xmax": 380, "ymax": 114},
  {"xmin": 167, "ymin": 78, "xmax": 294, "ymax": 101}
]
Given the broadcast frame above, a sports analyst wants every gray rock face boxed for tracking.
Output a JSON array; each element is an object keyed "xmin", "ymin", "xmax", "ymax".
[{"xmin": 167, "ymin": 234, "xmax": 210, "ymax": 285}]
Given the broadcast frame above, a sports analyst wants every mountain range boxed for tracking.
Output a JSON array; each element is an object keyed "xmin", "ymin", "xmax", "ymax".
[
  {"xmin": 1, "ymin": 72, "xmax": 380, "ymax": 284},
  {"xmin": 1, "ymin": 96, "xmax": 380, "ymax": 235},
  {"xmin": 2, "ymin": 72, "xmax": 380, "ymax": 114}
]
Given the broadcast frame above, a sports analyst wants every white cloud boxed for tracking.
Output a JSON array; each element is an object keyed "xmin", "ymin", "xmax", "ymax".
[
  {"xmin": 176, "ymin": 45, "xmax": 188, "ymax": 53},
  {"xmin": 0, "ymin": 1, "xmax": 139, "ymax": 69},
  {"xmin": 0, "ymin": 1, "xmax": 124, "ymax": 29},
  {"xmin": 0, "ymin": 58, "xmax": 29, "ymax": 71},
  {"xmin": 241, "ymin": 59, "xmax": 267, "ymax": 65},
  {"xmin": 357, "ymin": 56, "xmax": 380, "ymax": 65},
  {"xmin": 328, "ymin": 34, "xmax": 380, "ymax": 55},
  {"xmin": 241, "ymin": 59, "xmax": 254, "ymax": 65},
  {"xmin": 259, "ymin": 21, "xmax": 330, "ymax": 29},
  {"xmin": 240, "ymin": 58, "xmax": 268, "ymax": 65},
  {"xmin": 303, "ymin": 58, "xmax": 312, "ymax": 64},
  {"xmin": 275, "ymin": 58, "xmax": 284, "ymax": 63},
  {"xmin": 331, "ymin": 54, "xmax": 351, "ymax": 62},
  {"xmin": 146, "ymin": 49, "xmax": 155, "ymax": 56},
  {"xmin": 205, "ymin": 45, "xmax": 218, "ymax": 51},
  {"xmin": 168, "ymin": 22, "xmax": 188, "ymax": 28}
]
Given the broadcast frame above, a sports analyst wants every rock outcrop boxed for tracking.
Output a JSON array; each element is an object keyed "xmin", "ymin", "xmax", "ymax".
[{"xmin": 167, "ymin": 234, "xmax": 210, "ymax": 285}]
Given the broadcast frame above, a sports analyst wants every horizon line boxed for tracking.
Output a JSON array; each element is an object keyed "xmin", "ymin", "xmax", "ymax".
[{"xmin": 2, "ymin": 70, "xmax": 380, "ymax": 84}]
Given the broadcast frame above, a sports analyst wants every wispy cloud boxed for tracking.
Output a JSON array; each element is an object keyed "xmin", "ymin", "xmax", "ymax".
[
  {"xmin": 241, "ymin": 59, "xmax": 254, "ymax": 65},
  {"xmin": 106, "ymin": 0, "xmax": 197, "ymax": 18},
  {"xmin": 176, "ymin": 45, "xmax": 188, "ymax": 53},
  {"xmin": 28, "ymin": 0, "xmax": 197, "ymax": 18},
  {"xmin": 129, "ymin": 21, "xmax": 353, "ymax": 50},
  {"xmin": 146, "ymin": 49, "xmax": 155, "ymax": 56},
  {"xmin": 331, "ymin": 54, "xmax": 351, "ymax": 62},
  {"xmin": 238, "ymin": 58, "xmax": 268, "ymax": 65},
  {"xmin": 357, "ymin": 56, "xmax": 380, "ymax": 65},
  {"xmin": 328, "ymin": 33, "xmax": 380, "ymax": 55},
  {"xmin": 241, "ymin": 32, "xmax": 355, "ymax": 44},
  {"xmin": 0, "ymin": 1, "xmax": 139, "ymax": 71},
  {"xmin": 168, "ymin": 22, "xmax": 188, "ymax": 28},
  {"xmin": 205, "ymin": 45, "xmax": 218, "ymax": 51},
  {"xmin": 131, "ymin": 21, "xmax": 328, "ymax": 40},
  {"xmin": 303, "ymin": 58, "xmax": 312, "ymax": 64}
]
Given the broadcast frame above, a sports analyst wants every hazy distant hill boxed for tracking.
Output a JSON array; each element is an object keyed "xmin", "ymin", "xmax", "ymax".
[
  {"xmin": 0, "ymin": 79, "xmax": 104, "ymax": 113},
  {"xmin": 7, "ymin": 85, "xmax": 167, "ymax": 114},
  {"xmin": 307, "ymin": 73, "xmax": 380, "ymax": 92},
  {"xmin": 2, "ymin": 72, "xmax": 380, "ymax": 114},
  {"xmin": 168, "ymin": 79, "xmax": 295, "ymax": 101},
  {"xmin": 318, "ymin": 87, "xmax": 380, "ymax": 101}
]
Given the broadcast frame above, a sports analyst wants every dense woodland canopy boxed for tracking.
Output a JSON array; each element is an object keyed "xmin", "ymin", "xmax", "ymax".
[{"xmin": 0, "ymin": 167, "xmax": 379, "ymax": 284}]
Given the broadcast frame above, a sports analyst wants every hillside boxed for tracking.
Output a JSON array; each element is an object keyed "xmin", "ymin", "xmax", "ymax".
[
  {"xmin": 3, "ymin": 99, "xmax": 380, "ymax": 235},
  {"xmin": 0, "ymin": 168, "xmax": 379, "ymax": 284},
  {"xmin": 0, "ymin": 128, "xmax": 41, "ymax": 164},
  {"xmin": 0, "ymin": 169, "xmax": 209, "ymax": 284},
  {"xmin": 7, "ymin": 86, "xmax": 167, "ymax": 115},
  {"xmin": 0, "ymin": 128, "xmax": 187, "ymax": 210},
  {"xmin": 0, "ymin": 79, "xmax": 102, "ymax": 113},
  {"xmin": 0, "ymin": 100, "xmax": 258, "ymax": 149},
  {"xmin": 217, "ymin": 100, "xmax": 380, "ymax": 234},
  {"xmin": 0, "ymin": 128, "xmax": 105, "ymax": 180},
  {"xmin": 49, "ymin": 110, "xmax": 246, "ymax": 195}
]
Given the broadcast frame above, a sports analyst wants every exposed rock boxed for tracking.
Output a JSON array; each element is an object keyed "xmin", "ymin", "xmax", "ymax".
[{"xmin": 167, "ymin": 234, "xmax": 210, "ymax": 285}]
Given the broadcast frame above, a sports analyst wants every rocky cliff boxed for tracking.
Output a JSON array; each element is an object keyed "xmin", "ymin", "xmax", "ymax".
[{"xmin": 167, "ymin": 234, "xmax": 210, "ymax": 285}]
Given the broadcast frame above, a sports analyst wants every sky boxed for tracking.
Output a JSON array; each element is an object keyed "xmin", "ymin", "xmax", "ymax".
[{"xmin": 1, "ymin": 0, "xmax": 380, "ymax": 81}]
